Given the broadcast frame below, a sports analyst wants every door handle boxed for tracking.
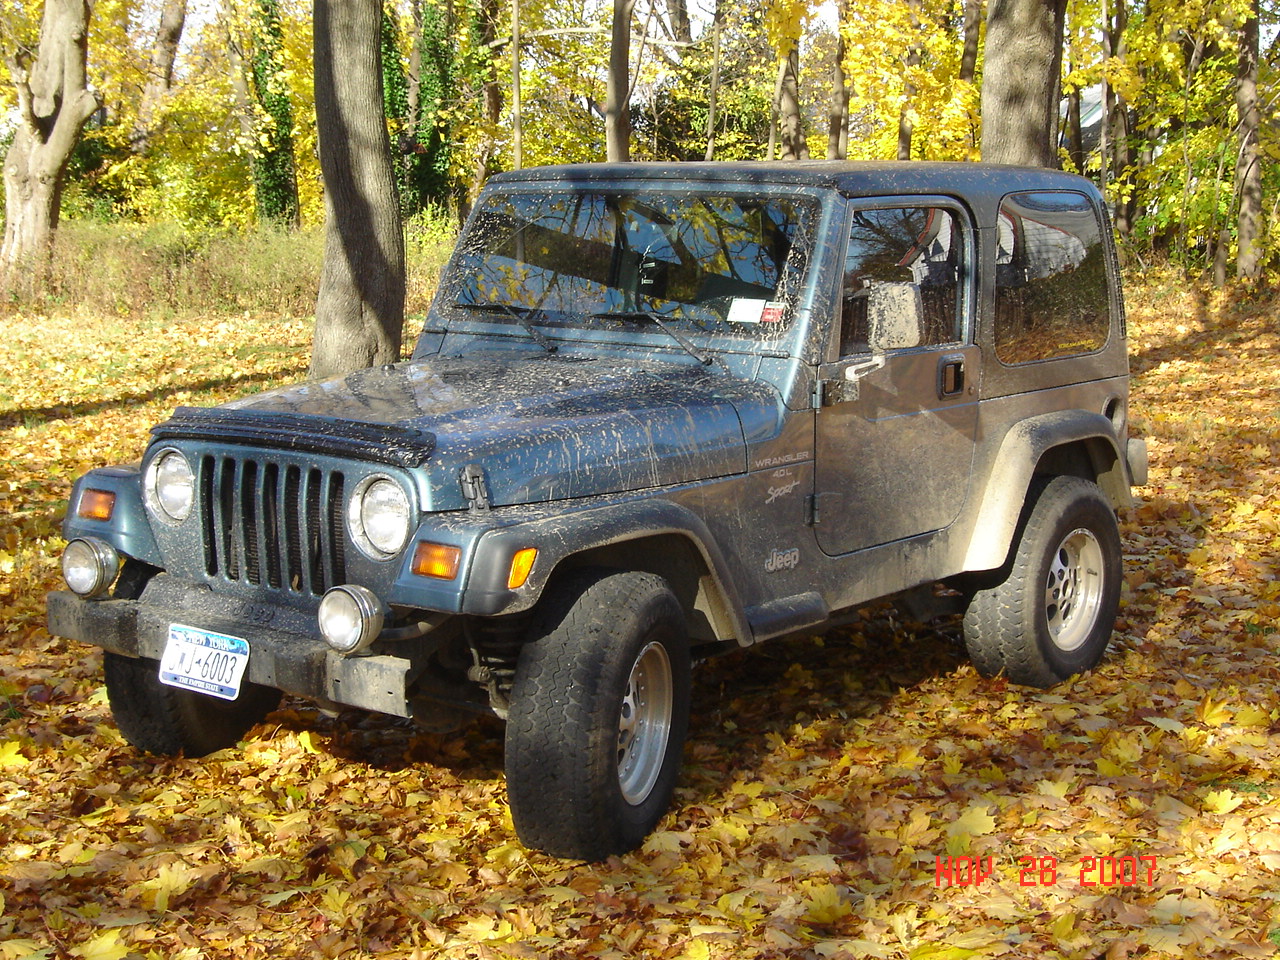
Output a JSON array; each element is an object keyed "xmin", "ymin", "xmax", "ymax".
[{"xmin": 937, "ymin": 354, "xmax": 965, "ymax": 399}]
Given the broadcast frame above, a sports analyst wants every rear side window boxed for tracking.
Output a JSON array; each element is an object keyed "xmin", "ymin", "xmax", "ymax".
[{"xmin": 994, "ymin": 191, "xmax": 1110, "ymax": 364}]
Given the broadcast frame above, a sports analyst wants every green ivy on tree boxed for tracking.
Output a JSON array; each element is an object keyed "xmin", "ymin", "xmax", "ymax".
[
  {"xmin": 382, "ymin": 1, "xmax": 455, "ymax": 217},
  {"xmin": 250, "ymin": 0, "xmax": 300, "ymax": 228},
  {"xmin": 411, "ymin": 0, "xmax": 454, "ymax": 211}
]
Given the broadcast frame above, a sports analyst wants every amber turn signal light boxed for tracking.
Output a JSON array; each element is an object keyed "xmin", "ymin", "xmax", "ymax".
[
  {"xmin": 77, "ymin": 489, "xmax": 117, "ymax": 521},
  {"xmin": 411, "ymin": 541, "xmax": 461, "ymax": 580},
  {"xmin": 507, "ymin": 548, "xmax": 537, "ymax": 589}
]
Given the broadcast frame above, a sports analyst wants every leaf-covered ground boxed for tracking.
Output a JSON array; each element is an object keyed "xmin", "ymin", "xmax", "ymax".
[{"xmin": 1, "ymin": 282, "xmax": 1278, "ymax": 960}]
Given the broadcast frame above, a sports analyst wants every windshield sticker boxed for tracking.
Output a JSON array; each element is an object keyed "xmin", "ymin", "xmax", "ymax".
[
  {"xmin": 727, "ymin": 298, "xmax": 767, "ymax": 324},
  {"xmin": 761, "ymin": 302, "xmax": 786, "ymax": 324}
]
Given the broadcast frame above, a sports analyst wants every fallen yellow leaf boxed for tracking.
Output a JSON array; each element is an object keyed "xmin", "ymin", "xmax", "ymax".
[
  {"xmin": 947, "ymin": 803, "xmax": 996, "ymax": 838},
  {"xmin": 70, "ymin": 930, "xmax": 129, "ymax": 960},
  {"xmin": 1197, "ymin": 695, "xmax": 1232, "ymax": 727},
  {"xmin": 1201, "ymin": 789, "xmax": 1244, "ymax": 815},
  {"xmin": 1232, "ymin": 704, "xmax": 1271, "ymax": 727},
  {"xmin": 801, "ymin": 881, "xmax": 852, "ymax": 925},
  {"xmin": 0, "ymin": 741, "xmax": 29, "ymax": 769}
]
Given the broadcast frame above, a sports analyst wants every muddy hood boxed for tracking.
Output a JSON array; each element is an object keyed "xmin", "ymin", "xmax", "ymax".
[{"xmin": 205, "ymin": 356, "xmax": 764, "ymax": 510}]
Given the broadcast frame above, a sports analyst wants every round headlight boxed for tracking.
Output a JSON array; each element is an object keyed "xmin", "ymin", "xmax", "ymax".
[
  {"xmin": 318, "ymin": 585, "xmax": 384, "ymax": 654},
  {"xmin": 62, "ymin": 537, "xmax": 120, "ymax": 598},
  {"xmin": 145, "ymin": 450, "xmax": 194, "ymax": 522},
  {"xmin": 348, "ymin": 476, "xmax": 411, "ymax": 559}
]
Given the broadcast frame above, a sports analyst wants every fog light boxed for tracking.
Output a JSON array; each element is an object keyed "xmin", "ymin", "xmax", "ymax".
[
  {"xmin": 61, "ymin": 537, "xmax": 120, "ymax": 598},
  {"xmin": 318, "ymin": 585, "xmax": 385, "ymax": 655}
]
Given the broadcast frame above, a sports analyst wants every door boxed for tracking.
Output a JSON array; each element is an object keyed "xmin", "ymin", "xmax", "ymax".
[{"xmin": 813, "ymin": 201, "xmax": 979, "ymax": 556}]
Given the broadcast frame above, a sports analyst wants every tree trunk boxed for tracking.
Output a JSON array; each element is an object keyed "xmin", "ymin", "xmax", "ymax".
[
  {"xmin": 606, "ymin": 0, "xmax": 636, "ymax": 161},
  {"xmin": 668, "ymin": 0, "xmax": 691, "ymax": 44},
  {"xmin": 959, "ymin": 0, "xmax": 981, "ymax": 84},
  {"xmin": 897, "ymin": 0, "xmax": 923, "ymax": 160},
  {"xmin": 897, "ymin": 45, "xmax": 922, "ymax": 158},
  {"xmin": 311, "ymin": 0, "xmax": 406, "ymax": 378},
  {"xmin": 778, "ymin": 47, "xmax": 807, "ymax": 160},
  {"xmin": 1, "ymin": 0, "xmax": 100, "ymax": 291},
  {"xmin": 1111, "ymin": 105, "xmax": 1137, "ymax": 234},
  {"xmin": 1108, "ymin": 0, "xmax": 1138, "ymax": 236},
  {"xmin": 131, "ymin": 0, "xmax": 187, "ymax": 153},
  {"xmin": 1099, "ymin": 1, "xmax": 1113, "ymax": 187},
  {"xmin": 404, "ymin": 0, "xmax": 454, "ymax": 211},
  {"xmin": 511, "ymin": 0, "xmax": 522, "ymax": 168},
  {"xmin": 407, "ymin": 0, "xmax": 423, "ymax": 140},
  {"xmin": 827, "ymin": 0, "xmax": 849, "ymax": 159},
  {"xmin": 466, "ymin": 0, "xmax": 503, "ymax": 215},
  {"xmin": 979, "ymin": 0, "xmax": 1066, "ymax": 167},
  {"xmin": 1235, "ymin": 0, "xmax": 1263, "ymax": 279},
  {"xmin": 897, "ymin": 83, "xmax": 916, "ymax": 160},
  {"xmin": 224, "ymin": 4, "xmax": 257, "ymax": 146},
  {"xmin": 1065, "ymin": 85, "xmax": 1084, "ymax": 172},
  {"xmin": 1213, "ymin": 227, "xmax": 1230, "ymax": 286},
  {"xmin": 704, "ymin": 1, "xmax": 723, "ymax": 161},
  {"xmin": 767, "ymin": 58, "xmax": 784, "ymax": 159},
  {"xmin": 959, "ymin": 0, "xmax": 982, "ymax": 153}
]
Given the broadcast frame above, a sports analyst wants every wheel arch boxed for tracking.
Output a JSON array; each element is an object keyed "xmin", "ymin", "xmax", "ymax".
[
  {"xmin": 463, "ymin": 499, "xmax": 751, "ymax": 646},
  {"xmin": 962, "ymin": 411, "xmax": 1129, "ymax": 573},
  {"xmin": 558, "ymin": 533, "xmax": 735, "ymax": 645}
]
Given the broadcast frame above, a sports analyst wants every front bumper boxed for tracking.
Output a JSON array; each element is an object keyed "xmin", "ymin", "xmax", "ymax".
[{"xmin": 48, "ymin": 579, "xmax": 421, "ymax": 717}]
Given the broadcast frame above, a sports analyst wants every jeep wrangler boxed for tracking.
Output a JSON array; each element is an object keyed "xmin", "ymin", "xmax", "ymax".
[{"xmin": 49, "ymin": 162, "xmax": 1147, "ymax": 861}]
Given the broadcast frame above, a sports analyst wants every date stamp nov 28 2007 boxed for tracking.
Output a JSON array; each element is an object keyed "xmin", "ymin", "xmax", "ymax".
[{"xmin": 935, "ymin": 855, "xmax": 1160, "ymax": 888}]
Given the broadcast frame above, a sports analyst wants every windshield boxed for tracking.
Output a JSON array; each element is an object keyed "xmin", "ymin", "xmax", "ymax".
[{"xmin": 439, "ymin": 189, "xmax": 816, "ymax": 342}]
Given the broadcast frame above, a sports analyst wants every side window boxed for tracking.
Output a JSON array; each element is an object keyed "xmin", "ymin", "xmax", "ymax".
[
  {"xmin": 840, "ymin": 206, "xmax": 964, "ymax": 356},
  {"xmin": 994, "ymin": 191, "xmax": 1110, "ymax": 364}
]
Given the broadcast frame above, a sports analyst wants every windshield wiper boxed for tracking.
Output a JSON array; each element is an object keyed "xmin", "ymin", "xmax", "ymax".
[
  {"xmin": 591, "ymin": 310, "xmax": 720, "ymax": 368},
  {"xmin": 452, "ymin": 301, "xmax": 557, "ymax": 354}
]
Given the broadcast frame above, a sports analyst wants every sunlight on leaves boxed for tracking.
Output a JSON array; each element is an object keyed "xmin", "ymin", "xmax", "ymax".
[{"xmin": 0, "ymin": 282, "xmax": 1278, "ymax": 958}]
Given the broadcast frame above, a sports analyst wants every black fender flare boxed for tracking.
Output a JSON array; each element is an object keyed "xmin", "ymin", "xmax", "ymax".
[
  {"xmin": 460, "ymin": 497, "xmax": 753, "ymax": 645},
  {"xmin": 962, "ymin": 410, "xmax": 1127, "ymax": 572}
]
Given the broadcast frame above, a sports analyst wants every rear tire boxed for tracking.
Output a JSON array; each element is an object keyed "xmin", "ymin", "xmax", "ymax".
[
  {"xmin": 963, "ymin": 475, "xmax": 1122, "ymax": 688},
  {"xmin": 504, "ymin": 569, "xmax": 690, "ymax": 861},
  {"xmin": 104, "ymin": 652, "xmax": 281, "ymax": 757}
]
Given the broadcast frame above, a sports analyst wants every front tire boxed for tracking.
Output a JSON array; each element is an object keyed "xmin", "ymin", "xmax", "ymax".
[
  {"xmin": 104, "ymin": 652, "xmax": 282, "ymax": 757},
  {"xmin": 963, "ymin": 475, "xmax": 1122, "ymax": 688},
  {"xmin": 504, "ymin": 569, "xmax": 691, "ymax": 861}
]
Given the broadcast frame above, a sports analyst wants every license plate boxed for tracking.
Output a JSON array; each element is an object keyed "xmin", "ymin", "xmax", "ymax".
[{"xmin": 159, "ymin": 624, "xmax": 250, "ymax": 701}]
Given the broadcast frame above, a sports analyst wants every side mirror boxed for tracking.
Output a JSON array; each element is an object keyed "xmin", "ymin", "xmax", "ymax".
[{"xmin": 866, "ymin": 282, "xmax": 923, "ymax": 351}]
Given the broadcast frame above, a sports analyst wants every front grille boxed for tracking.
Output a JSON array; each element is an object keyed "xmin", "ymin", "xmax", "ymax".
[{"xmin": 199, "ymin": 455, "xmax": 347, "ymax": 596}]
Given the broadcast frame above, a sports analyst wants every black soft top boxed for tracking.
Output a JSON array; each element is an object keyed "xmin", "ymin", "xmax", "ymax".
[{"xmin": 485, "ymin": 160, "xmax": 1103, "ymax": 212}]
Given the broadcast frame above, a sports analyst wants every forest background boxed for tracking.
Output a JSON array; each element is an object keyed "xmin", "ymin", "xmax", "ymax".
[{"xmin": 1, "ymin": 0, "xmax": 1278, "ymax": 312}]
